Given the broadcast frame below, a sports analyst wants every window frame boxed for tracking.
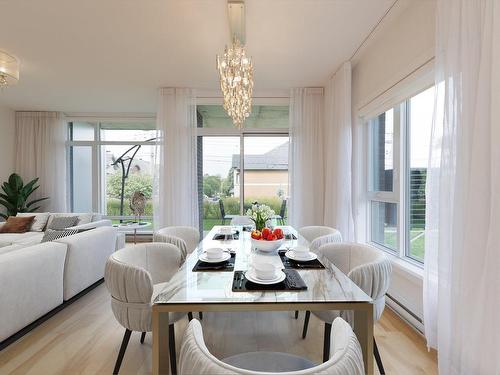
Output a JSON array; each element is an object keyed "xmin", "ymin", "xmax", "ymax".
[
  {"xmin": 66, "ymin": 118, "xmax": 156, "ymax": 228},
  {"xmin": 362, "ymin": 83, "xmax": 434, "ymax": 266}
]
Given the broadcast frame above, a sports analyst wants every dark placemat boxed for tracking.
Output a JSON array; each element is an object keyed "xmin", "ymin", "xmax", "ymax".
[
  {"xmin": 213, "ymin": 231, "xmax": 239, "ymax": 240},
  {"xmin": 278, "ymin": 250, "xmax": 325, "ymax": 269},
  {"xmin": 284, "ymin": 233, "xmax": 298, "ymax": 240},
  {"xmin": 232, "ymin": 269, "xmax": 307, "ymax": 292},
  {"xmin": 192, "ymin": 253, "xmax": 235, "ymax": 272}
]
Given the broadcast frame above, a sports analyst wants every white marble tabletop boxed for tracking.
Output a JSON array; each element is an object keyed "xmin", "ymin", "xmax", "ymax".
[{"xmin": 154, "ymin": 225, "xmax": 372, "ymax": 305}]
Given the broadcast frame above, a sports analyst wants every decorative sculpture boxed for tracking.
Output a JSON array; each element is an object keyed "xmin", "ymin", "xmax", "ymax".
[{"xmin": 129, "ymin": 191, "xmax": 146, "ymax": 223}]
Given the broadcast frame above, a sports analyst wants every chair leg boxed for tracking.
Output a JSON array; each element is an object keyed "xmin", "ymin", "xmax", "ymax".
[
  {"xmin": 113, "ymin": 329, "xmax": 132, "ymax": 374},
  {"xmin": 198, "ymin": 312, "xmax": 203, "ymax": 320},
  {"xmin": 323, "ymin": 322, "xmax": 332, "ymax": 363},
  {"xmin": 169, "ymin": 324, "xmax": 177, "ymax": 375},
  {"xmin": 294, "ymin": 310, "xmax": 299, "ymax": 319},
  {"xmin": 374, "ymin": 338, "xmax": 385, "ymax": 374},
  {"xmin": 302, "ymin": 310, "xmax": 311, "ymax": 339},
  {"xmin": 188, "ymin": 312, "xmax": 193, "ymax": 321},
  {"xmin": 140, "ymin": 332, "xmax": 146, "ymax": 344}
]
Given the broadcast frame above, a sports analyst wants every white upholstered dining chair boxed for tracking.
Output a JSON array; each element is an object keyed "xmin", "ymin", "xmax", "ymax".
[
  {"xmin": 104, "ymin": 243, "xmax": 186, "ymax": 374},
  {"xmin": 179, "ymin": 318, "xmax": 364, "ymax": 375},
  {"xmin": 302, "ymin": 242, "xmax": 392, "ymax": 374},
  {"xmin": 297, "ymin": 226, "xmax": 343, "ymax": 252},
  {"xmin": 153, "ymin": 226, "xmax": 200, "ymax": 263}
]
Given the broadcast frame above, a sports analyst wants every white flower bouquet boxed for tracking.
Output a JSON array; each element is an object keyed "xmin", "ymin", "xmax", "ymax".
[{"xmin": 246, "ymin": 204, "xmax": 275, "ymax": 231}]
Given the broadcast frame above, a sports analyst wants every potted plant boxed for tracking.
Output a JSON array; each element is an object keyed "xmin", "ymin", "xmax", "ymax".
[
  {"xmin": 246, "ymin": 204, "xmax": 275, "ymax": 231},
  {"xmin": 0, "ymin": 173, "xmax": 48, "ymax": 219}
]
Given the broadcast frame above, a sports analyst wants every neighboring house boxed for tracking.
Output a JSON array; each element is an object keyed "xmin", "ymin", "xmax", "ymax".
[{"xmin": 231, "ymin": 142, "xmax": 289, "ymax": 198}]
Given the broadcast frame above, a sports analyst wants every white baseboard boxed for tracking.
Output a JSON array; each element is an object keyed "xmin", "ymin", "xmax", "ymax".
[{"xmin": 386, "ymin": 294, "xmax": 424, "ymax": 335}]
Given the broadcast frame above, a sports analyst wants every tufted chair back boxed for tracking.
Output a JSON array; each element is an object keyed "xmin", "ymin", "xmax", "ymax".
[
  {"xmin": 298, "ymin": 226, "xmax": 343, "ymax": 252},
  {"xmin": 104, "ymin": 243, "xmax": 182, "ymax": 332},
  {"xmin": 153, "ymin": 226, "xmax": 200, "ymax": 263},
  {"xmin": 318, "ymin": 242, "xmax": 392, "ymax": 322}
]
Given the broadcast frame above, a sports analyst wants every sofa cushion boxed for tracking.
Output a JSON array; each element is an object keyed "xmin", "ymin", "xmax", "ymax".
[
  {"xmin": 0, "ymin": 244, "xmax": 24, "ymax": 255},
  {"xmin": 42, "ymin": 229, "xmax": 79, "ymax": 243},
  {"xmin": 47, "ymin": 216, "xmax": 79, "ymax": 230},
  {"xmin": 0, "ymin": 232, "xmax": 44, "ymax": 246},
  {"xmin": 47, "ymin": 213, "xmax": 93, "ymax": 228},
  {"xmin": 16, "ymin": 212, "xmax": 50, "ymax": 232},
  {"xmin": 0, "ymin": 216, "xmax": 35, "ymax": 233}
]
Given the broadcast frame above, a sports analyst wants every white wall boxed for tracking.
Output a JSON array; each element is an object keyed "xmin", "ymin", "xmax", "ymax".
[
  {"xmin": 350, "ymin": 0, "xmax": 436, "ymax": 328},
  {"xmin": 0, "ymin": 104, "xmax": 15, "ymax": 218}
]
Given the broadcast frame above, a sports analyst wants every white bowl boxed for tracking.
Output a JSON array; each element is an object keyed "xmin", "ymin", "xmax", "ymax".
[
  {"xmin": 205, "ymin": 247, "xmax": 224, "ymax": 259},
  {"xmin": 292, "ymin": 245, "xmax": 311, "ymax": 259},
  {"xmin": 252, "ymin": 262, "xmax": 278, "ymax": 280},
  {"xmin": 251, "ymin": 238, "xmax": 284, "ymax": 253}
]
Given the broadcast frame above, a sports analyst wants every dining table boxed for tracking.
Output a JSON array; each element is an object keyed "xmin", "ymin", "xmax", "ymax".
[{"xmin": 152, "ymin": 225, "xmax": 374, "ymax": 375}]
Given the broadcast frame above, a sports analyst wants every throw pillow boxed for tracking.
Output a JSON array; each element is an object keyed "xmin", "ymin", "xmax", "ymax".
[
  {"xmin": 16, "ymin": 212, "xmax": 50, "ymax": 232},
  {"xmin": 0, "ymin": 216, "xmax": 36, "ymax": 233},
  {"xmin": 47, "ymin": 216, "xmax": 79, "ymax": 230},
  {"xmin": 41, "ymin": 229, "xmax": 79, "ymax": 243}
]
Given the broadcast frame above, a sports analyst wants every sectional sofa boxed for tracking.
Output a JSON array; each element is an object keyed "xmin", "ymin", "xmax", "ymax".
[{"xmin": 0, "ymin": 213, "xmax": 121, "ymax": 345}]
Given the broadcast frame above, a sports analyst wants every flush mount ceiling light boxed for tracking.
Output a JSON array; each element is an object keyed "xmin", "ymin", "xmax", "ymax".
[
  {"xmin": 0, "ymin": 50, "xmax": 19, "ymax": 88},
  {"xmin": 216, "ymin": 0, "xmax": 253, "ymax": 129}
]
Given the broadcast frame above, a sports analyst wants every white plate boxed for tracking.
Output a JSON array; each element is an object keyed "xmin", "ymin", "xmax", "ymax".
[
  {"xmin": 199, "ymin": 252, "xmax": 231, "ymax": 263},
  {"xmin": 245, "ymin": 269, "xmax": 286, "ymax": 285},
  {"xmin": 285, "ymin": 250, "xmax": 317, "ymax": 262}
]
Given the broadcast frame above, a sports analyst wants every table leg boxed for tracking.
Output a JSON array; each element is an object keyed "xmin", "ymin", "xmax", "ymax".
[
  {"xmin": 354, "ymin": 304, "xmax": 374, "ymax": 375},
  {"xmin": 134, "ymin": 229, "xmax": 137, "ymax": 245},
  {"xmin": 152, "ymin": 309, "xmax": 170, "ymax": 375}
]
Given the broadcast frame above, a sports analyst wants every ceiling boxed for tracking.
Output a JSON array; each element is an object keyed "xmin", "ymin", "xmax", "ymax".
[{"xmin": 0, "ymin": 0, "xmax": 394, "ymax": 113}]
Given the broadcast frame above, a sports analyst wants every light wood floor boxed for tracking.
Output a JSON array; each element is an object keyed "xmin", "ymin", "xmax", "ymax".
[{"xmin": 0, "ymin": 284, "xmax": 437, "ymax": 375}]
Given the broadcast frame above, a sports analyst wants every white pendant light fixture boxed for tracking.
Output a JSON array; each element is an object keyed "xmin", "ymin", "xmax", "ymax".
[
  {"xmin": 216, "ymin": 0, "xmax": 253, "ymax": 129},
  {"xmin": 0, "ymin": 50, "xmax": 19, "ymax": 88}
]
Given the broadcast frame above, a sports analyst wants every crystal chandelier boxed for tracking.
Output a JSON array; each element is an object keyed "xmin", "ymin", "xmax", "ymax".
[
  {"xmin": 0, "ymin": 50, "xmax": 19, "ymax": 89},
  {"xmin": 216, "ymin": 38, "xmax": 253, "ymax": 129}
]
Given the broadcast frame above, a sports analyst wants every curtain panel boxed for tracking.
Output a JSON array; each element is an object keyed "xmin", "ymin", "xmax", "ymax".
[
  {"xmin": 14, "ymin": 111, "xmax": 67, "ymax": 212},
  {"xmin": 153, "ymin": 88, "xmax": 198, "ymax": 229},
  {"xmin": 424, "ymin": 0, "xmax": 500, "ymax": 373},
  {"xmin": 288, "ymin": 88, "xmax": 325, "ymax": 229},
  {"xmin": 323, "ymin": 62, "xmax": 354, "ymax": 241}
]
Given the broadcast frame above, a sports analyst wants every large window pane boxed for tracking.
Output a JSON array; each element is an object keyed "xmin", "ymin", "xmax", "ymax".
[
  {"xmin": 69, "ymin": 122, "xmax": 95, "ymax": 141},
  {"xmin": 103, "ymin": 144, "xmax": 154, "ymax": 227},
  {"xmin": 197, "ymin": 105, "xmax": 289, "ymax": 129},
  {"xmin": 370, "ymin": 109, "xmax": 394, "ymax": 192},
  {"xmin": 200, "ymin": 137, "xmax": 240, "ymax": 232},
  {"xmin": 243, "ymin": 136, "xmax": 289, "ymax": 224},
  {"xmin": 407, "ymin": 87, "xmax": 434, "ymax": 261},
  {"xmin": 69, "ymin": 146, "xmax": 93, "ymax": 212},
  {"xmin": 371, "ymin": 201, "xmax": 398, "ymax": 251}
]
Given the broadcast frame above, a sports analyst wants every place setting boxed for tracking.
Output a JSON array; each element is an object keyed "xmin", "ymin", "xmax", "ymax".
[
  {"xmin": 232, "ymin": 259, "xmax": 307, "ymax": 292},
  {"xmin": 278, "ymin": 245, "xmax": 325, "ymax": 270},
  {"xmin": 212, "ymin": 226, "xmax": 239, "ymax": 241},
  {"xmin": 192, "ymin": 247, "xmax": 236, "ymax": 272}
]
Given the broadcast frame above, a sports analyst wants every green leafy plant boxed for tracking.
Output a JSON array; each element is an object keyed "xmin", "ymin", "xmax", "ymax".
[{"xmin": 0, "ymin": 173, "xmax": 48, "ymax": 219}]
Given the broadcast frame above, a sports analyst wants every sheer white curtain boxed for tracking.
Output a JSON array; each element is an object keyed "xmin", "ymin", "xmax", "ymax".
[
  {"xmin": 289, "ymin": 88, "xmax": 324, "ymax": 228},
  {"xmin": 15, "ymin": 111, "xmax": 67, "ymax": 212},
  {"xmin": 424, "ymin": 1, "xmax": 500, "ymax": 373},
  {"xmin": 323, "ymin": 62, "xmax": 354, "ymax": 241},
  {"xmin": 153, "ymin": 88, "xmax": 198, "ymax": 229}
]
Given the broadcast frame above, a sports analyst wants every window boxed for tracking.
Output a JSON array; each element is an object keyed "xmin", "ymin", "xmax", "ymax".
[
  {"xmin": 366, "ymin": 86, "xmax": 435, "ymax": 263},
  {"xmin": 197, "ymin": 105, "xmax": 289, "ymax": 233},
  {"xmin": 67, "ymin": 121, "xmax": 156, "ymax": 232}
]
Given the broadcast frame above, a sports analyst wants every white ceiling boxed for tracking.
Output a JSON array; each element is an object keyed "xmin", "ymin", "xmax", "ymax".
[{"xmin": 0, "ymin": 0, "xmax": 394, "ymax": 113}]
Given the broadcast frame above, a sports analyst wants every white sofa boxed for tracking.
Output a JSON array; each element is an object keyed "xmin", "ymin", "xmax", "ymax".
[
  {"xmin": 0, "ymin": 212, "xmax": 124, "ymax": 252},
  {"xmin": 0, "ymin": 223, "xmax": 118, "ymax": 343}
]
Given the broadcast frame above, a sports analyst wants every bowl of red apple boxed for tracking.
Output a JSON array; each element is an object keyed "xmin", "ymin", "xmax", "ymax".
[{"xmin": 250, "ymin": 227, "xmax": 285, "ymax": 253}]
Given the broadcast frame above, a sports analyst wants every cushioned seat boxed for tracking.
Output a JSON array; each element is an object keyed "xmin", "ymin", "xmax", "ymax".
[
  {"xmin": 179, "ymin": 318, "xmax": 365, "ymax": 375},
  {"xmin": 153, "ymin": 226, "xmax": 200, "ymax": 263},
  {"xmin": 0, "ymin": 232, "xmax": 43, "ymax": 246},
  {"xmin": 223, "ymin": 352, "xmax": 316, "ymax": 372}
]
